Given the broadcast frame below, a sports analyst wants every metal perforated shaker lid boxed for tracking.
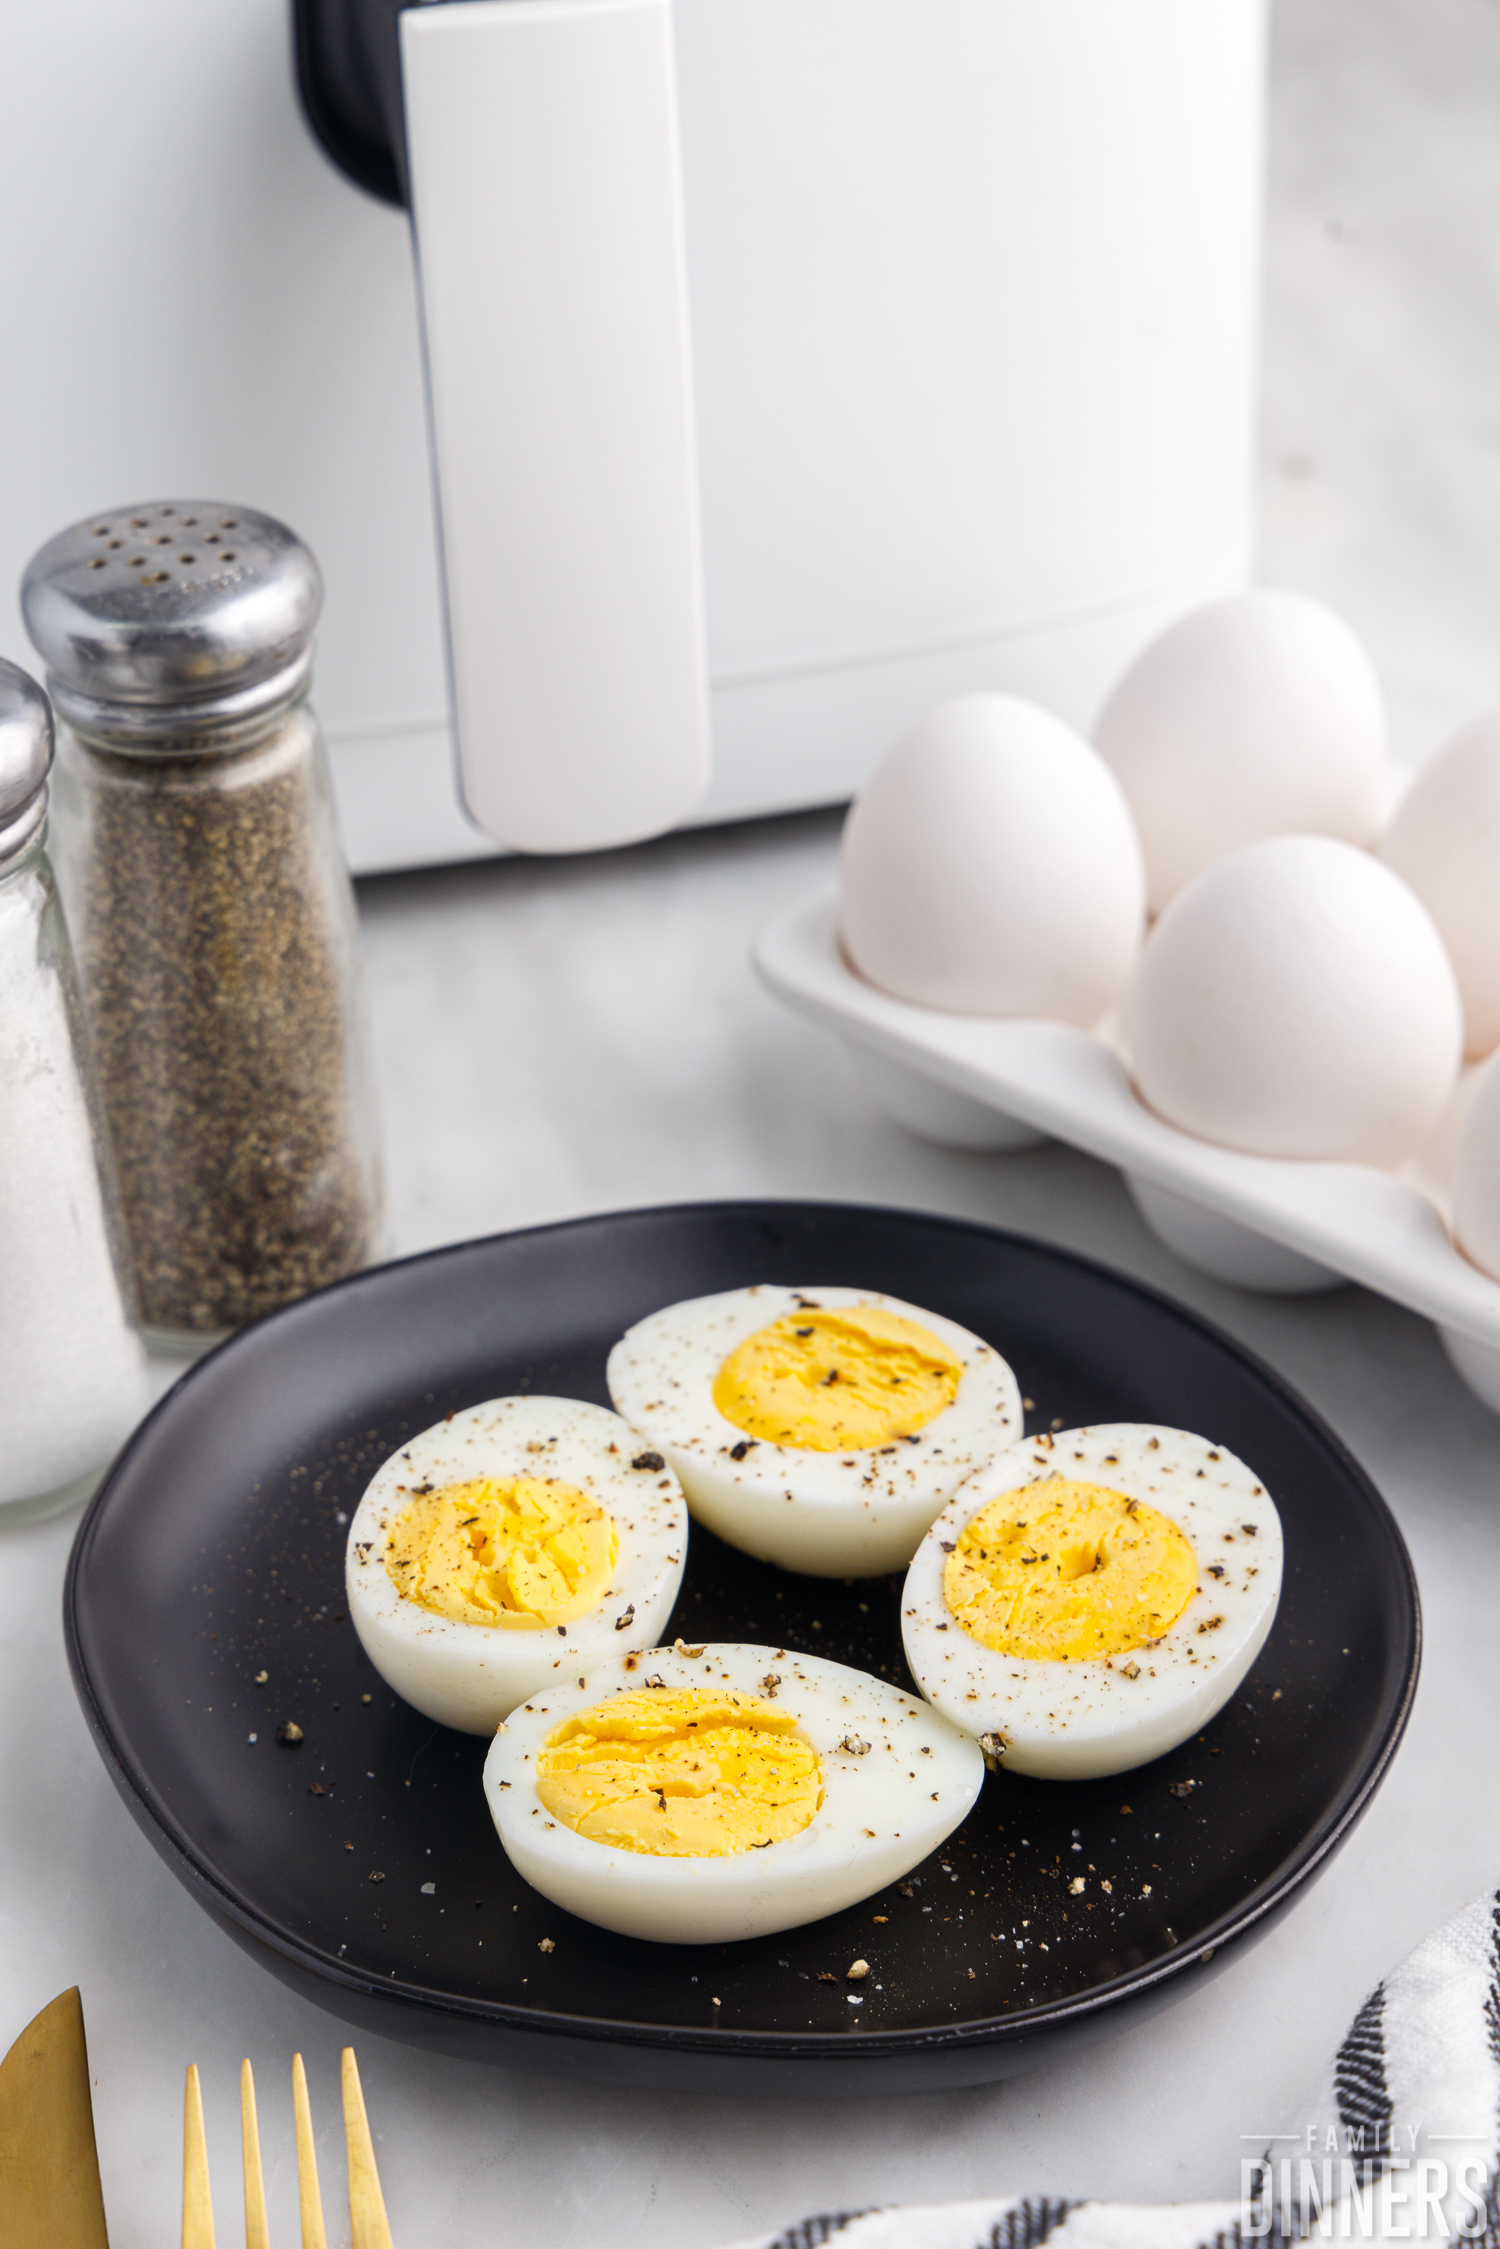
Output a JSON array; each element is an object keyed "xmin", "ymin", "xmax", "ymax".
[
  {"xmin": 0, "ymin": 657, "xmax": 55, "ymax": 865},
  {"xmin": 21, "ymin": 501, "xmax": 323, "ymax": 746}
]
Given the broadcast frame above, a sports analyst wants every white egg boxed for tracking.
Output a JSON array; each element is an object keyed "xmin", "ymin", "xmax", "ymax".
[
  {"xmin": 1450, "ymin": 1051, "xmax": 1500, "ymax": 1281},
  {"xmin": 484, "ymin": 1642, "xmax": 984, "ymax": 1943},
  {"xmin": 346, "ymin": 1395, "xmax": 688, "ymax": 1734},
  {"xmin": 1129, "ymin": 834, "xmax": 1462, "ymax": 1165},
  {"xmin": 1095, "ymin": 589, "xmax": 1388, "ymax": 914},
  {"xmin": 903, "ymin": 1423, "xmax": 1283, "ymax": 1779},
  {"xmin": 839, "ymin": 693, "xmax": 1145, "ymax": 1023},
  {"xmin": 606, "ymin": 1285, "xmax": 1023, "ymax": 1577},
  {"xmin": 1382, "ymin": 712, "xmax": 1500, "ymax": 1060}
]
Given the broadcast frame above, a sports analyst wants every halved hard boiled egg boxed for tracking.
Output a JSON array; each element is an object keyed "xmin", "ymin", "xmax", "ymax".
[
  {"xmin": 606, "ymin": 1286, "xmax": 1022, "ymax": 1577},
  {"xmin": 484, "ymin": 1641, "xmax": 984, "ymax": 1943},
  {"xmin": 902, "ymin": 1423, "xmax": 1282, "ymax": 1778},
  {"xmin": 346, "ymin": 1396, "xmax": 688, "ymax": 1734}
]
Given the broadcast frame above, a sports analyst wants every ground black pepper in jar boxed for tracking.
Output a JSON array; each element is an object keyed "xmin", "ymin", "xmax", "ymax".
[{"xmin": 23, "ymin": 501, "xmax": 383, "ymax": 1344}]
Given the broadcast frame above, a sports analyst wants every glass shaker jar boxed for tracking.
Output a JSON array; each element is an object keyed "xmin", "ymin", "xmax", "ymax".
[
  {"xmin": 0, "ymin": 657, "xmax": 149, "ymax": 1518},
  {"xmin": 22, "ymin": 501, "xmax": 384, "ymax": 1349}
]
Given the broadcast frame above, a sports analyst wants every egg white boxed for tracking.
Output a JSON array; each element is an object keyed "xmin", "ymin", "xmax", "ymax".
[
  {"xmin": 345, "ymin": 1395, "xmax": 688, "ymax": 1735},
  {"xmin": 902, "ymin": 1423, "xmax": 1282, "ymax": 1779},
  {"xmin": 606, "ymin": 1285, "xmax": 1023, "ymax": 1578},
  {"xmin": 484, "ymin": 1642, "xmax": 985, "ymax": 1944}
]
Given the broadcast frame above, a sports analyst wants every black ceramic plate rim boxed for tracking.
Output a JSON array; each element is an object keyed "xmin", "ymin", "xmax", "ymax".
[{"xmin": 65, "ymin": 1198, "xmax": 1421, "ymax": 2063}]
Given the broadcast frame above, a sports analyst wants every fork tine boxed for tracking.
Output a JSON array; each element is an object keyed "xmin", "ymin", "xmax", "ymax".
[
  {"xmin": 182, "ymin": 2064, "xmax": 216, "ymax": 2249},
  {"xmin": 240, "ymin": 2060, "xmax": 271, "ymax": 2249},
  {"xmin": 292, "ymin": 2053, "xmax": 329, "ymax": 2249},
  {"xmin": 341, "ymin": 2047, "xmax": 395, "ymax": 2249}
]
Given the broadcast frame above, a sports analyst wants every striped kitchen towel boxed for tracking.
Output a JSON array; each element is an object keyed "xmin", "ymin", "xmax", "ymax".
[{"xmin": 728, "ymin": 1886, "xmax": 1500, "ymax": 2247}]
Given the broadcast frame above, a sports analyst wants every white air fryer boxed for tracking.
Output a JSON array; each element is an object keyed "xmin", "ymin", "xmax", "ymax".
[{"xmin": 0, "ymin": 0, "xmax": 1264, "ymax": 870}]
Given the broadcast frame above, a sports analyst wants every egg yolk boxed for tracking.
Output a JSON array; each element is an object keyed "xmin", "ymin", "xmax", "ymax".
[
  {"xmin": 944, "ymin": 1477, "xmax": 1196, "ymax": 1660},
  {"xmin": 712, "ymin": 1303, "xmax": 963, "ymax": 1451},
  {"xmin": 385, "ymin": 1475, "xmax": 618, "ymax": 1630},
  {"xmin": 535, "ymin": 1688, "xmax": 823, "ymax": 1856}
]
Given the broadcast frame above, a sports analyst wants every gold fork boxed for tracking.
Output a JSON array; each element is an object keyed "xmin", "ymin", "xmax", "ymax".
[{"xmin": 181, "ymin": 2047, "xmax": 394, "ymax": 2247}]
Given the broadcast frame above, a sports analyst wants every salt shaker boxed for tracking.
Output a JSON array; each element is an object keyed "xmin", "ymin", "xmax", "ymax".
[
  {"xmin": 0, "ymin": 658, "xmax": 149, "ymax": 1518},
  {"xmin": 23, "ymin": 502, "xmax": 384, "ymax": 1348}
]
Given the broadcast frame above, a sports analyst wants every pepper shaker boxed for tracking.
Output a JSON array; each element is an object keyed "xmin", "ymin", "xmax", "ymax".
[
  {"xmin": 0, "ymin": 658, "xmax": 149, "ymax": 1517},
  {"xmin": 23, "ymin": 502, "xmax": 384, "ymax": 1348}
]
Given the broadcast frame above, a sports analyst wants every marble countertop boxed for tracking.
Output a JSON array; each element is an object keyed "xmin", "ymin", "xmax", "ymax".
[{"xmin": 6, "ymin": 3, "xmax": 1500, "ymax": 2242}]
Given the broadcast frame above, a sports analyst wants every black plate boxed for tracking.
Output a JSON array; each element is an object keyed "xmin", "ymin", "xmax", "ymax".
[{"xmin": 66, "ymin": 1201, "xmax": 1419, "ymax": 2095}]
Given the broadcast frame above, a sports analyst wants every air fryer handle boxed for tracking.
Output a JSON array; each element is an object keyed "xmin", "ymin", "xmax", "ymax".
[{"xmin": 295, "ymin": 0, "xmax": 712, "ymax": 854}]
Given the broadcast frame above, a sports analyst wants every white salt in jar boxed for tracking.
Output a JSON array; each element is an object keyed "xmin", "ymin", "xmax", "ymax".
[{"xmin": 0, "ymin": 659, "xmax": 148, "ymax": 1520}]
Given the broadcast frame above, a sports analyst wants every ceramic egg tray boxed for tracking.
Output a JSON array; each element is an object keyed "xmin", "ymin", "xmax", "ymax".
[{"xmin": 756, "ymin": 895, "xmax": 1500, "ymax": 1410}]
